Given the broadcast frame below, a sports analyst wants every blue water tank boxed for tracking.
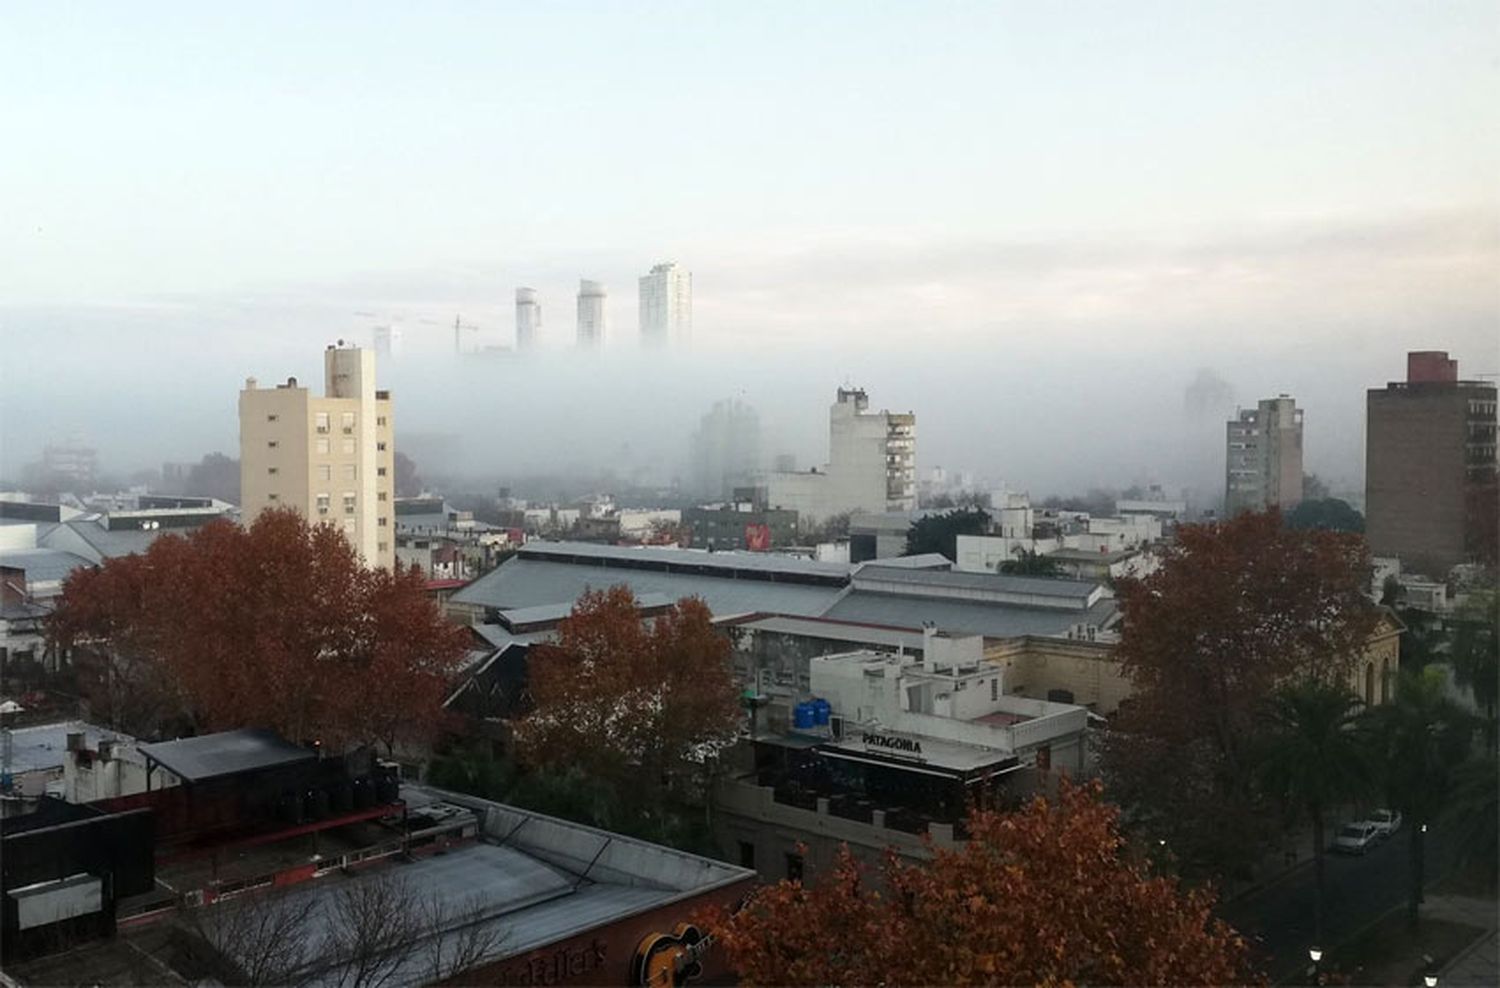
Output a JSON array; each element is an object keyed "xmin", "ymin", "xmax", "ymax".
[
  {"xmin": 812, "ymin": 698, "xmax": 831, "ymax": 725},
  {"xmin": 793, "ymin": 702, "xmax": 816, "ymax": 729}
]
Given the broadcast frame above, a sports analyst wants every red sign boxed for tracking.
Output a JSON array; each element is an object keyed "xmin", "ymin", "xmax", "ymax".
[{"xmin": 744, "ymin": 523, "xmax": 771, "ymax": 552}]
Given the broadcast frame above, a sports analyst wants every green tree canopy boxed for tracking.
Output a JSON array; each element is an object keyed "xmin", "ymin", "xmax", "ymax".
[
  {"xmin": 1285, "ymin": 497, "xmax": 1365, "ymax": 533},
  {"xmin": 905, "ymin": 507, "xmax": 990, "ymax": 560}
]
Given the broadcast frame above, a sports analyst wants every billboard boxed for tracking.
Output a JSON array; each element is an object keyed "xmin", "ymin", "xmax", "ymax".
[{"xmin": 744, "ymin": 523, "xmax": 771, "ymax": 552}]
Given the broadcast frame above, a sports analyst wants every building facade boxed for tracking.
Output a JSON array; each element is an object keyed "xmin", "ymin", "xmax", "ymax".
[
  {"xmin": 516, "ymin": 287, "xmax": 541, "ymax": 350},
  {"xmin": 638, "ymin": 261, "xmax": 692, "ymax": 347},
  {"xmin": 239, "ymin": 345, "xmax": 395, "ymax": 569},
  {"xmin": 1366, "ymin": 351, "xmax": 1498, "ymax": 575},
  {"xmin": 1225, "ymin": 395, "xmax": 1304, "ymax": 515},
  {"xmin": 576, "ymin": 279, "xmax": 606, "ymax": 348},
  {"xmin": 766, "ymin": 388, "xmax": 917, "ymax": 524}
]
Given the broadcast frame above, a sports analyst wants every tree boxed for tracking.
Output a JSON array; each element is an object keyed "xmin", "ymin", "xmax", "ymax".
[
  {"xmin": 1366, "ymin": 666, "xmax": 1474, "ymax": 929},
  {"xmin": 393, "ymin": 451, "xmax": 422, "ymax": 499},
  {"xmin": 1256, "ymin": 681, "xmax": 1372, "ymax": 945},
  {"xmin": 49, "ymin": 509, "xmax": 469, "ymax": 749},
  {"xmin": 1302, "ymin": 473, "xmax": 1332, "ymax": 501},
  {"xmin": 905, "ymin": 507, "xmax": 989, "ymax": 559},
  {"xmin": 513, "ymin": 587, "xmax": 741, "ymax": 796},
  {"xmin": 1285, "ymin": 497, "xmax": 1365, "ymax": 533},
  {"xmin": 698, "ymin": 780, "xmax": 1257, "ymax": 986},
  {"xmin": 999, "ymin": 548, "xmax": 1061, "ymax": 577},
  {"xmin": 1448, "ymin": 588, "xmax": 1498, "ymax": 750},
  {"xmin": 1102, "ymin": 510, "xmax": 1377, "ymax": 879},
  {"xmin": 1441, "ymin": 753, "xmax": 1498, "ymax": 890}
]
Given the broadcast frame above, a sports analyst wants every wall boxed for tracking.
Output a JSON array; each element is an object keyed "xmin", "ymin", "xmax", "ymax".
[
  {"xmin": 988, "ymin": 637, "xmax": 1132, "ymax": 713},
  {"xmin": 1367, "ymin": 386, "xmax": 1475, "ymax": 574}
]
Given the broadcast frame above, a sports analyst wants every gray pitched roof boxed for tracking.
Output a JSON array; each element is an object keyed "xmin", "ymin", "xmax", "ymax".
[
  {"xmin": 0, "ymin": 547, "xmax": 95, "ymax": 586},
  {"xmin": 451, "ymin": 557, "xmax": 844, "ymax": 619},
  {"xmin": 819, "ymin": 591, "xmax": 1118, "ymax": 640}
]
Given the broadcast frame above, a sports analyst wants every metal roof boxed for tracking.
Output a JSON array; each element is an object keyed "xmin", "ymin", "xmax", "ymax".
[
  {"xmin": 451, "ymin": 557, "xmax": 845, "ymax": 619},
  {"xmin": 516, "ymin": 540, "xmax": 853, "ymax": 582},
  {"xmin": 854, "ymin": 552, "xmax": 951, "ymax": 570},
  {"xmin": 0, "ymin": 548, "xmax": 94, "ymax": 586},
  {"xmin": 139, "ymin": 729, "xmax": 316, "ymax": 783},
  {"xmin": 820, "ymin": 591, "xmax": 1118, "ymax": 640},
  {"xmin": 853, "ymin": 564, "xmax": 1102, "ymax": 600},
  {"xmin": 736, "ymin": 615, "xmax": 928, "ymax": 652}
]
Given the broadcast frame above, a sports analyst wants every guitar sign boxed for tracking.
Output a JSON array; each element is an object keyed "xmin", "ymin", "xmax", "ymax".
[{"xmin": 631, "ymin": 923, "xmax": 714, "ymax": 987}]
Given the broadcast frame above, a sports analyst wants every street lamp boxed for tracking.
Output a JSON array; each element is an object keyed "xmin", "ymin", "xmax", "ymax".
[
  {"xmin": 1308, "ymin": 947, "xmax": 1323, "ymax": 964},
  {"xmin": 1423, "ymin": 974, "xmax": 1438, "ymax": 988},
  {"xmin": 1422, "ymin": 953, "xmax": 1438, "ymax": 987},
  {"xmin": 1308, "ymin": 946, "xmax": 1323, "ymax": 986}
]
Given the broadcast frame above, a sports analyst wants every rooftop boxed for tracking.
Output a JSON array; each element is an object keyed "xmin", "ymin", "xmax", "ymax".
[
  {"xmin": 515, "ymin": 540, "xmax": 853, "ymax": 582},
  {"xmin": 820, "ymin": 591, "xmax": 1118, "ymax": 640},
  {"xmin": 852, "ymin": 564, "xmax": 1105, "ymax": 606},
  {"xmin": 0, "ymin": 547, "xmax": 94, "ymax": 586},
  {"xmin": 5, "ymin": 720, "xmax": 132, "ymax": 776},
  {"xmin": 139, "ymin": 729, "xmax": 317, "ymax": 784}
]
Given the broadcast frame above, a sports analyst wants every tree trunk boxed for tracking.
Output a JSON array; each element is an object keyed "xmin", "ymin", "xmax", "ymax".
[
  {"xmin": 1311, "ymin": 804, "xmax": 1325, "ymax": 946},
  {"xmin": 1407, "ymin": 820, "xmax": 1424, "ymax": 930}
]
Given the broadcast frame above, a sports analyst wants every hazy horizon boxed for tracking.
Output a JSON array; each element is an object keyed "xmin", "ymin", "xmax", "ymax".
[{"xmin": 2, "ymin": 2, "xmax": 1496, "ymax": 502}]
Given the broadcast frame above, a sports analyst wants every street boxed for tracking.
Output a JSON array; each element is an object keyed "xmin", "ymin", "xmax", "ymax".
[{"xmin": 1219, "ymin": 821, "xmax": 1461, "ymax": 983}]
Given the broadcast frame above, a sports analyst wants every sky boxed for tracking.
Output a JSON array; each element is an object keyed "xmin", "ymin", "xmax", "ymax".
[{"xmin": 1, "ymin": 2, "xmax": 1496, "ymax": 498}]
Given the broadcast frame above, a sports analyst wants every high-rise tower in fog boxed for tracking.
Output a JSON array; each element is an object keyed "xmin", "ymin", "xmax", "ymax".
[
  {"xmin": 516, "ymin": 288, "xmax": 541, "ymax": 350},
  {"xmin": 1225, "ymin": 395, "xmax": 1303, "ymax": 516},
  {"xmin": 639, "ymin": 261, "xmax": 692, "ymax": 346},
  {"xmin": 239, "ymin": 344, "xmax": 395, "ymax": 570},
  {"xmin": 577, "ymin": 280, "xmax": 606, "ymax": 348}
]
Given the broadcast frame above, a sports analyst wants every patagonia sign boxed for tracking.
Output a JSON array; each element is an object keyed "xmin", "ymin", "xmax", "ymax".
[{"xmin": 860, "ymin": 733, "xmax": 923, "ymax": 757}]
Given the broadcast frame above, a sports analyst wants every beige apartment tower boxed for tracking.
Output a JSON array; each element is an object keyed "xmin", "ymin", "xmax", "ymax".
[
  {"xmin": 239, "ymin": 344, "xmax": 395, "ymax": 569},
  {"xmin": 1225, "ymin": 395, "xmax": 1303, "ymax": 516}
]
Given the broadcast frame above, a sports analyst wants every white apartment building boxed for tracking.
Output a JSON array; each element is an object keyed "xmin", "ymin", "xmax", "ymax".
[
  {"xmin": 638, "ymin": 261, "xmax": 692, "ymax": 347},
  {"xmin": 516, "ymin": 287, "xmax": 541, "ymax": 350},
  {"xmin": 239, "ymin": 345, "xmax": 395, "ymax": 569},
  {"xmin": 1226, "ymin": 395, "xmax": 1304, "ymax": 515},
  {"xmin": 576, "ymin": 280, "xmax": 606, "ymax": 348},
  {"xmin": 766, "ymin": 388, "xmax": 916, "ymax": 524},
  {"xmin": 372, "ymin": 325, "xmax": 401, "ymax": 358}
]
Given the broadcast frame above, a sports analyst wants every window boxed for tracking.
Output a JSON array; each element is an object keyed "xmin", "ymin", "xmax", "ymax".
[
  {"xmin": 377, "ymin": 441, "xmax": 387, "ymax": 452},
  {"xmin": 990, "ymin": 678, "xmax": 998, "ymax": 702},
  {"xmin": 316, "ymin": 494, "xmax": 330, "ymax": 515},
  {"xmin": 377, "ymin": 467, "xmax": 387, "ymax": 477},
  {"xmin": 267, "ymin": 493, "xmax": 279, "ymax": 502},
  {"xmin": 738, "ymin": 841, "xmax": 756, "ymax": 870},
  {"xmin": 378, "ymin": 541, "xmax": 389, "ymax": 553},
  {"xmin": 316, "ymin": 412, "xmax": 329, "ymax": 433},
  {"xmin": 344, "ymin": 493, "xmax": 357, "ymax": 514},
  {"xmin": 267, "ymin": 440, "xmax": 278, "ymax": 449},
  {"xmin": 343, "ymin": 463, "xmax": 356, "ymax": 480},
  {"xmin": 267, "ymin": 467, "xmax": 278, "ymax": 475},
  {"xmin": 342, "ymin": 411, "xmax": 355, "ymax": 433},
  {"xmin": 342, "ymin": 438, "xmax": 356, "ymax": 455},
  {"xmin": 316, "ymin": 437, "xmax": 329, "ymax": 454},
  {"xmin": 377, "ymin": 416, "xmax": 387, "ymax": 426},
  {"xmin": 378, "ymin": 516, "xmax": 388, "ymax": 527},
  {"xmin": 377, "ymin": 491, "xmax": 387, "ymax": 502},
  {"xmin": 785, "ymin": 852, "xmax": 803, "ymax": 883},
  {"xmin": 318, "ymin": 464, "xmax": 331, "ymax": 481},
  {"xmin": 267, "ymin": 414, "xmax": 279, "ymax": 422}
]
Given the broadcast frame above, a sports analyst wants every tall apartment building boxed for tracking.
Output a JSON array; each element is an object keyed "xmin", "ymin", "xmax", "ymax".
[
  {"xmin": 638, "ymin": 261, "xmax": 692, "ymax": 347},
  {"xmin": 515, "ymin": 288, "xmax": 541, "ymax": 350},
  {"xmin": 576, "ymin": 280, "xmax": 606, "ymax": 348},
  {"xmin": 766, "ymin": 388, "xmax": 917, "ymax": 524},
  {"xmin": 239, "ymin": 344, "xmax": 395, "ymax": 569},
  {"xmin": 688, "ymin": 398, "xmax": 761, "ymax": 499},
  {"xmin": 1366, "ymin": 351, "xmax": 1498, "ymax": 575},
  {"xmin": 371, "ymin": 325, "xmax": 401, "ymax": 358},
  {"xmin": 1225, "ymin": 395, "xmax": 1304, "ymax": 515}
]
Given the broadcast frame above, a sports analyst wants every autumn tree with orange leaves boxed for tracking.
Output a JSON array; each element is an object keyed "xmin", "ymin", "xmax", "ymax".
[
  {"xmin": 1102, "ymin": 509, "xmax": 1378, "ymax": 879},
  {"xmin": 699, "ymin": 780, "xmax": 1259, "ymax": 987},
  {"xmin": 514, "ymin": 586, "xmax": 742, "ymax": 795},
  {"xmin": 49, "ymin": 509, "xmax": 469, "ymax": 750}
]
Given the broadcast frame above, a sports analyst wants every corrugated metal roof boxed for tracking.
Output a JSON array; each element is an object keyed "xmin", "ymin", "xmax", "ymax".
[
  {"xmin": 0, "ymin": 548, "xmax": 94, "ymax": 585},
  {"xmin": 737, "ymin": 615, "xmax": 928, "ymax": 651},
  {"xmin": 820, "ymin": 591, "xmax": 1118, "ymax": 640},
  {"xmin": 855, "ymin": 553, "xmax": 951, "ymax": 570},
  {"xmin": 517, "ymin": 540, "xmax": 853, "ymax": 581},
  {"xmin": 451, "ymin": 557, "xmax": 844, "ymax": 618},
  {"xmin": 854, "ymin": 564, "xmax": 1101, "ymax": 599}
]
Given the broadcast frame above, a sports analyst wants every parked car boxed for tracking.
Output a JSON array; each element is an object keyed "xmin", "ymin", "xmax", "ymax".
[
  {"xmin": 1333, "ymin": 821, "xmax": 1380, "ymax": 855},
  {"xmin": 1367, "ymin": 808, "xmax": 1402, "ymax": 840}
]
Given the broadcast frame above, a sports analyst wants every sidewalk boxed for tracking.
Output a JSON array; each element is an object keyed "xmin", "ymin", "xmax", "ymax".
[
  {"xmin": 1223, "ymin": 821, "xmax": 1321, "ymax": 901},
  {"xmin": 1440, "ymin": 929, "xmax": 1498, "ymax": 987}
]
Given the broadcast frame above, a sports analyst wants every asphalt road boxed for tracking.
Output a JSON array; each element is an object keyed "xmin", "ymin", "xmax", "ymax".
[{"xmin": 1218, "ymin": 821, "xmax": 1460, "ymax": 983}]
